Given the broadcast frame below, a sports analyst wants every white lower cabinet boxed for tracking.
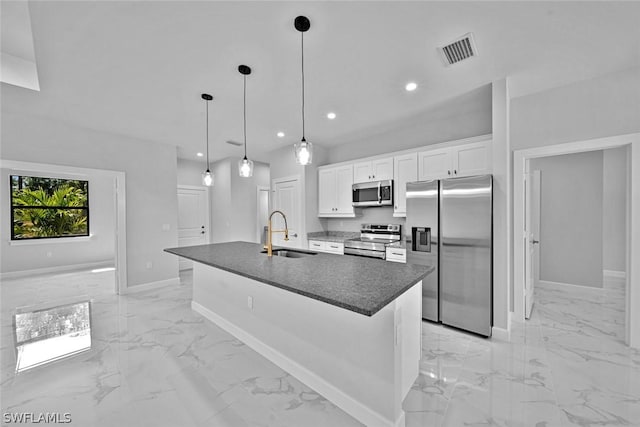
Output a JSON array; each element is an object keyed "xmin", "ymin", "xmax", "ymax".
[
  {"xmin": 308, "ymin": 240, "xmax": 344, "ymax": 255},
  {"xmin": 386, "ymin": 247, "xmax": 406, "ymax": 263}
]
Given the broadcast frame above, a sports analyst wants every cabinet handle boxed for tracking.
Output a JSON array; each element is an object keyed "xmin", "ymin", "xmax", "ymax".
[
  {"xmin": 391, "ymin": 252, "xmax": 404, "ymax": 256},
  {"xmin": 372, "ymin": 175, "xmax": 375, "ymax": 179},
  {"xmin": 448, "ymin": 170, "xmax": 451, "ymax": 175},
  {"xmin": 454, "ymin": 170, "xmax": 457, "ymax": 175},
  {"xmin": 201, "ymin": 231, "xmax": 205, "ymax": 234},
  {"xmin": 368, "ymin": 175, "xmax": 371, "ymax": 180},
  {"xmin": 330, "ymin": 245, "xmax": 339, "ymax": 249}
]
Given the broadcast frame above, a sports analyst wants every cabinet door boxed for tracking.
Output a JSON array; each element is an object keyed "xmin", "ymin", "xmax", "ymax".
[
  {"xmin": 335, "ymin": 165, "xmax": 355, "ymax": 214},
  {"xmin": 318, "ymin": 168, "xmax": 336, "ymax": 215},
  {"xmin": 353, "ymin": 161, "xmax": 372, "ymax": 184},
  {"xmin": 393, "ymin": 153, "xmax": 418, "ymax": 217},
  {"xmin": 418, "ymin": 148, "xmax": 452, "ymax": 181},
  {"xmin": 452, "ymin": 140, "xmax": 492, "ymax": 177},
  {"xmin": 372, "ymin": 157, "xmax": 394, "ymax": 181}
]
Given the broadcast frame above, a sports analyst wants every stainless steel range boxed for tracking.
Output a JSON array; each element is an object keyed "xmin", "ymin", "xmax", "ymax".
[{"xmin": 344, "ymin": 224, "xmax": 401, "ymax": 259}]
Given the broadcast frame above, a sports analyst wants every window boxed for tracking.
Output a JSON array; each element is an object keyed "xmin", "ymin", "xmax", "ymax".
[{"xmin": 10, "ymin": 175, "xmax": 90, "ymax": 240}]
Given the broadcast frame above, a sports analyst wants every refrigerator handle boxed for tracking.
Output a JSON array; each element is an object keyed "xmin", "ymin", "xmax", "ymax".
[{"xmin": 377, "ymin": 181, "xmax": 381, "ymax": 204}]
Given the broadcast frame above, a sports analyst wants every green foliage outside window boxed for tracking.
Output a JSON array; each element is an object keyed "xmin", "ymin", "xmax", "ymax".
[{"xmin": 11, "ymin": 175, "xmax": 89, "ymax": 240}]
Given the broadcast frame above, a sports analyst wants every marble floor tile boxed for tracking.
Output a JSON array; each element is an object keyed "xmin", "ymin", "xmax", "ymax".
[{"xmin": 1, "ymin": 269, "xmax": 636, "ymax": 426}]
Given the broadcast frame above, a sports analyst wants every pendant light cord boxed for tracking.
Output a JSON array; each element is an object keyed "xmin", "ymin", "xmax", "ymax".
[
  {"xmin": 205, "ymin": 99, "xmax": 210, "ymax": 170},
  {"xmin": 243, "ymin": 75, "xmax": 247, "ymax": 158},
  {"xmin": 301, "ymin": 31, "xmax": 306, "ymax": 141}
]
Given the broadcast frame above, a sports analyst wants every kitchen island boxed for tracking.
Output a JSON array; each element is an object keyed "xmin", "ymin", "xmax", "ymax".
[{"xmin": 165, "ymin": 241, "xmax": 433, "ymax": 427}]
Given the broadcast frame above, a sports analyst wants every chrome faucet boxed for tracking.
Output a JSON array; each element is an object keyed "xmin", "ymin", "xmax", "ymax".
[{"xmin": 264, "ymin": 210, "xmax": 289, "ymax": 256}]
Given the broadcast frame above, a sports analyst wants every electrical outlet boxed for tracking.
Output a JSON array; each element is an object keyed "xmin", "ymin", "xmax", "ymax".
[
  {"xmin": 247, "ymin": 296, "xmax": 253, "ymax": 310},
  {"xmin": 46, "ymin": 251, "xmax": 53, "ymax": 258},
  {"xmin": 146, "ymin": 261, "xmax": 153, "ymax": 269}
]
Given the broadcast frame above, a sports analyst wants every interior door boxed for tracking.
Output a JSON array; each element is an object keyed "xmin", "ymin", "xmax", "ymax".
[
  {"xmin": 177, "ymin": 186, "xmax": 209, "ymax": 270},
  {"xmin": 525, "ymin": 170, "xmax": 541, "ymax": 319},
  {"xmin": 272, "ymin": 177, "xmax": 301, "ymax": 248}
]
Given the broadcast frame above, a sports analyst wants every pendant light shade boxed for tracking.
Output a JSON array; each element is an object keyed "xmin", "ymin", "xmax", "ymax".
[
  {"xmin": 237, "ymin": 65, "xmax": 254, "ymax": 178},
  {"xmin": 201, "ymin": 93, "xmax": 214, "ymax": 186},
  {"xmin": 293, "ymin": 16, "xmax": 313, "ymax": 166}
]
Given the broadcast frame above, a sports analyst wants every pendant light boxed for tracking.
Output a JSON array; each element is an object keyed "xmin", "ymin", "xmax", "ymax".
[
  {"xmin": 238, "ymin": 65, "xmax": 254, "ymax": 178},
  {"xmin": 293, "ymin": 16, "xmax": 313, "ymax": 166},
  {"xmin": 201, "ymin": 93, "xmax": 214, "ymax": 186}
]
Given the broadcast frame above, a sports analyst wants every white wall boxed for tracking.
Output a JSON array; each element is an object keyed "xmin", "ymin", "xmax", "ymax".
[
  {"xmin": 1, "ymin": 112, "xmax": 179, "ymax": 288},
  {"xmin": 603, "ymin": 147, "xmax": 628, "ymax": 273},
  {"xmin": 0, "ymin": 167, "xmax": 115, "ymax": 273},
  {"xmin": 325, "ymin": 207, "xmax": 404, "ymax": 233},
  {"xmin": 531, "ymin": 151, "xmax": 604, "ymax": 288},
  {"xmin": 326, "ymin": 84, "xmax": 492, "ymax": 164},
  {"xmin": 511, "ymin": 67, "xmax": 640, "ymax": 151},
  {"xmin": 179, "ymin": 157, "xmax": 270, "ymax": 244},
  {"xmin": 268, "ymin": 144, "xmax": 328, "ymax": 244}
]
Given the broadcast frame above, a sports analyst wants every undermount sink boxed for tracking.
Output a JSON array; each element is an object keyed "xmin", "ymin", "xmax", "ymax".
[{"xmin": 261, "ymin": 249, "xmax": 317, "ymax": 258}]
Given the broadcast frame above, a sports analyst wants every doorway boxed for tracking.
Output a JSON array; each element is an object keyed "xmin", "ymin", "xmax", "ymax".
[
  {"xmin": 177, "ymin": 185, "xmax": 210, "ymax": 270},
  {"xmin": 0, "ymin": 159, "xmax": 127, "ymax": 294},
  {"xmin": 271, "ymin": 175, "xmax": 302, "ymax": 248},
  {"xmin": 514, "ymin": 133, "xmax": 639, "ymax": 347},
  {"xmin": 256, "ymin": 186, "xmax": 270, "ymax": 244}
]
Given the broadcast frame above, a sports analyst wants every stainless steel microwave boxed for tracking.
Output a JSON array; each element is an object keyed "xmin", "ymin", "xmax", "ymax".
[{"xmin": 352, "ymin": 180, "xmax": 393, "ymax": 207}]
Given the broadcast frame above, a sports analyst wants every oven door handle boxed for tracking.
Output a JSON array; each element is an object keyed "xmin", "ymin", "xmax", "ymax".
[{"xmin": 377, "ymin": 181, "xmax": 381, "ymax": 204}]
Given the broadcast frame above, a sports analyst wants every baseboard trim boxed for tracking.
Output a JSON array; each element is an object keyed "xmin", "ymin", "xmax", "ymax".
[
  {"xmin": 0, "ymin": 260, "xmax": 113, "ymax": 280},
  {"xmin": 538, "ymin": 280, "xmax": 605, "ymax": 291},
  {"xmin": 491, "ymin": 326, "xmax": 511, "ymax": 342},
  {"xmin": 191, "ymin": 301, "xmax": 397, "ymax": 427},
  {"xmin": 603, "ymin": 270, "xmax": 626, "ymax": 279},
  {"xmin": 121, "ymin": 277, "xmax": 180, "ymax": 294}
]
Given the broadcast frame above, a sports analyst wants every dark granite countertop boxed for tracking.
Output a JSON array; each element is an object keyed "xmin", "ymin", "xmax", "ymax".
[
  {"xmin": 165, "ymin": 241, "xmax": 433, "ymax": 317},
  {"xmin": 307, "ymin": 231, "xmax": 359, "ymax": 243}
]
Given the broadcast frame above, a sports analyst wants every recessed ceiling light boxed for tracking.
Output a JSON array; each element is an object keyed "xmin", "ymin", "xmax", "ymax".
[
  {"xmin": 196, "ymin": 152, "xmax": 204, "ymax": 157},
  {"xmin": 277, "ymin": 132, "xmax": 285, "ymax": 138},
  {"xmin": 405, "ymin": 82, "xmax": 418, "ymax": 92},
  {"xmin": 327, "ymin": 112, "xmax": 336, "ymax": 120}
]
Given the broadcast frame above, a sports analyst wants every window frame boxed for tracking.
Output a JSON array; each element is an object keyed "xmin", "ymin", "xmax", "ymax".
[{"xmin": 9, "ymin": 175, "xmax": 91, "ymax": 241}]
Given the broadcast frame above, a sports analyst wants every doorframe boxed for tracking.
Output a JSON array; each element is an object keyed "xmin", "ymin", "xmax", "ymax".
[
  {"xmin": 513, "ymin": 132, "xmax": 640, "ymax": 348},
  {"xmin": 271, "ymin": 175, "xmax": 304, "ymax": 248},
  {"xmin": 1, "ymin": 159, "xmax": 127, "ymax": 294},
  {"xmin": 256, "ymin": 185, "xmax": 270, "ymax": 244}
]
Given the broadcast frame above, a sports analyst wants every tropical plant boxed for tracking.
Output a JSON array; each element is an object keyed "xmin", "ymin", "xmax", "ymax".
[{"xmin": 11, "ymin": 178, "xmax": 89, "ymax": 239}]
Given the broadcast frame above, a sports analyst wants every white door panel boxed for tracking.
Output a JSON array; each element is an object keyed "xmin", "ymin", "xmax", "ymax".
[
  {"xmin": 525, "ymin": 170, "xmax": 541, "ymax": 319},
  {"xmin": 272, "ymin": 178, "xmax": 301, "ymax": 249},
  {"xmin": 177, "ymin": 187, "xmax": 209, "ymax": 270}
]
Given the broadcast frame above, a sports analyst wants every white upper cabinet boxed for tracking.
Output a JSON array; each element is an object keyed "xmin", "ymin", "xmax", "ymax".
[
  {"xmin": 419, "ymin": 140, "xmax": 491, "ymax": 181},
  {"xmin": 454, "ymin": 140, "xmax": 492, "ymax": 177},
  {"xmin": 353, "ymin": 157, "xmax": 393, "ymax": 183},
  {"xmin": 318, "ymin": 164, "xmax": 355, "ymax": 217},
  {"xmin": 417, "ymin": 148, "xmax": 451, "ymax": 181},
  {"xmin": 393, "ymin": 152, "xmax": 418, "ymax": 217}
]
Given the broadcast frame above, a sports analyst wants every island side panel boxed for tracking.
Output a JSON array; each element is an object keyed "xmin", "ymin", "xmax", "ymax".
[{"xmin": 192, "ymin": 262, "xmax": 421, "ymax": 427}]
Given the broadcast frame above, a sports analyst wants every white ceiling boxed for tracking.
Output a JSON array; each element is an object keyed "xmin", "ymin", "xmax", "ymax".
[{"xmin": 2, "ymin": 1, "xmax": 639, "ymax": 163}]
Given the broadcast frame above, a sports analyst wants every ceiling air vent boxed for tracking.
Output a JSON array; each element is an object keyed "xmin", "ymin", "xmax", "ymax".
[
  {"xmin": 226, "ymin": 140, "xmax": 243, "ymax": 147},
  {"xmin": 439, "ymin": 33, "xmax": 478, "ymax": 66}
]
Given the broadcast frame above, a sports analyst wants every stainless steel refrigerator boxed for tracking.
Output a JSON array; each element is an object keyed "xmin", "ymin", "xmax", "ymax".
[{"xmin": 406, "ymin": 175, "xmax": 493, "ymax": 337}]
